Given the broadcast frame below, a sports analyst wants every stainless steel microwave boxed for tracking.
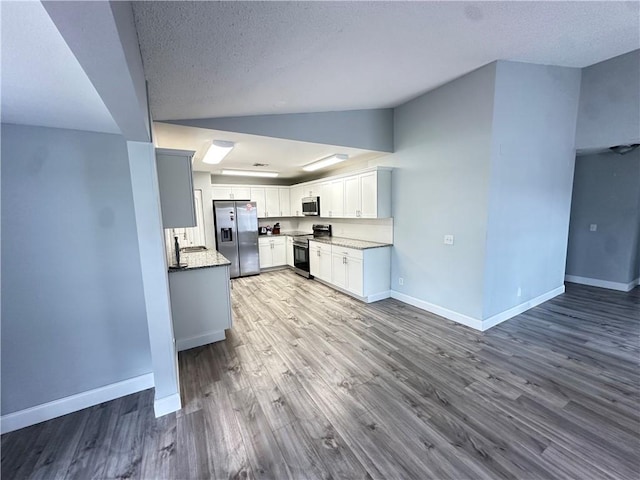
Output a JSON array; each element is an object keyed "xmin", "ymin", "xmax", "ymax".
[{"xmin": 302, "ymin": 196, "xmax": 320, "ymax": 216}]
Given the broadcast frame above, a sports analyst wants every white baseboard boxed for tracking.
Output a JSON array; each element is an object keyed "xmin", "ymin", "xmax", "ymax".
[
  {"xmin": 0, "ymin": 373, "xmax": 154, "ymax": 434},
  {"xmin": 176, "ymin": 329, "xmax": 226, "ymax": 352},
  {"xmin": 565, "ymin": 274, "xmax": 639, "ymax": 292},
  {"xmin": 154, "ymin": 393, "xmax": 182, "ymax": 418},
  {"xmin": 390, "ymin": 285, "xmax": 565, "ymax": 332},
  {"xmin": 367, "ymin": 290, "xmax": 391, "ymax": 303},
  {"xmin": 390, "ymin": 291, "xmax": 484, "ymax": 330},
  {"xmin": 481, "ymin": 285, "xmax": 565, "ymax": 331}
]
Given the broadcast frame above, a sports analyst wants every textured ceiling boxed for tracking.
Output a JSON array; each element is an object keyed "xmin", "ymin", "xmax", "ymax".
[
  {"xmin": 153, "ymin": 122, "xmax": 385, "ymax": 178},
  {"xmin": 1, "ymin": 1, "xmax": 119, "ymax": 134},
  {"xmin": 133, "ymin": 1, "xmax": 640, "ymax": 121}
]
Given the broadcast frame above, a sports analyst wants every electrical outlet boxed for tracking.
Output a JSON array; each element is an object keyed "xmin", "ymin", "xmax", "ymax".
[
  {"xmin": 398, "ymin": 277, "xmax": 404, "ymax": 286},
  {"xmin": 589, "ymin": 224, "xmax": 597, "ymax": 232},
  {"xmin": 444, "ymin": 234, "xmax": 454, "ymax": 245},
  {"xmin": 517, "ymin": 287, "xmax": 522, "ymax": 297}
]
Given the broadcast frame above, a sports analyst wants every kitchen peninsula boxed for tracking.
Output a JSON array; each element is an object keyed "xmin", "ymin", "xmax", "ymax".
[{"xmin": 168, "ymin": 249, "xmax": 233, "ymax": 351}]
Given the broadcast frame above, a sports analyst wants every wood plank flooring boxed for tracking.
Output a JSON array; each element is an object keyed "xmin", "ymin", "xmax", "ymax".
[{"xmin": 2, "ymin": 270, "xmax": 639, "ymax": 479}]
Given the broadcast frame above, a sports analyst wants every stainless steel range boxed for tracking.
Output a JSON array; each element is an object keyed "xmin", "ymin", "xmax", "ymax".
[{"xmin": 292, "ymin": 224, "xmax": 332, "ymax": 278}]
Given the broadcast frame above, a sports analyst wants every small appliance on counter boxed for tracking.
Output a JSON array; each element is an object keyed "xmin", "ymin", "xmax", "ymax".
[
  {"xmin": 272, "ymin": 223, "xmax": 281, "ymax": 235},
  {"xmin": 291, "ymin": 224, "xmax": 332, "ymax": 278},
  {"xmin": 259, "ymin": 226, "xmax": 268, "ymax": 235}
]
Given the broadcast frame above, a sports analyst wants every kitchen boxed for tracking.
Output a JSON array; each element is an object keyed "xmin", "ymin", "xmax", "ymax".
[
  {"xmin": 155, "ymin": 129, "xmax": 397, "ymax": 352},
  {"xmin": 2, "ymin": 2, "xmax": 638, "ymax": 478}
]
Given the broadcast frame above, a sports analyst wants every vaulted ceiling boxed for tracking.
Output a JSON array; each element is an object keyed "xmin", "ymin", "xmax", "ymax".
[{"xmin": 133, "ymin": 1, "xmax": 640, "ymax": 121}]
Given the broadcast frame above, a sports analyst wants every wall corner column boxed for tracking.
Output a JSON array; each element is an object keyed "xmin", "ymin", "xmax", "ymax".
[{"xmin": 126, "ymin": 140, "xmax": 181, "ymax": 416}]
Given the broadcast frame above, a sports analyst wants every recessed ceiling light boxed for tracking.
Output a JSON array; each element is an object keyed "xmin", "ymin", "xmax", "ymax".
[
  {"xmin": 303, "ymin": 154, "xmax": 348, "ymax": 172},
  {"xmin": 221, "ymin": 169, "xmax": 279, "ymax": 178},
  {"xmin": 202, "ymin": 140, "xmax": 234, "ymax": 164}
]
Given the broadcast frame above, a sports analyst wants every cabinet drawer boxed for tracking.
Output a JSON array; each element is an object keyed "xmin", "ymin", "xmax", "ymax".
[{"xmin": 333, "ymin": 246, "xmax": 363, "ymax": 260}]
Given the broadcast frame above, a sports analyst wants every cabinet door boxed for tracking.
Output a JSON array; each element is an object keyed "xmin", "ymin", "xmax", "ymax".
[
  {"xmin": 331, "ymin": 253, "xmax": 347, "ymax": 289},
  {"xmin": 319, "ymin": 182, "xmax": 332, "ymax": 217},
  {"xmin": 344, "ymin": 176, "xmax": 360, "ymax": 218},
  {"xmin": 305, "ymin": 183, "xmax": 319, "ymax": 198},
  {"xmin": 286, "ymin": 237, "xmax": 294, "ymax": 267},
  {"xmin": 359, "ymin": 172, "xmax": 377, "ymax": 218},
  {"xmin": 265, "ymin": 188, "xmax": 280, "ymax": 217},
  {"xmin": 309, "ymin": 245, "xmax": 320, "ymax": 277},
  {"xmin": 156, "ymin": 150, "xmax": 196, "ymax": 228},
  {"xmin": 290, "ymin": 186, "xmax": 303, "ymax": 217},
  {"xmin": 278, "ymin": 188, "xmax": 291, "ymax": 217},
  {"xmin": 212, "ymin": 186, "xmax": 233, "ymax": 199},
  {"xmin": 346, "ymin": 256, "xmax": 364, "ymax": 296},
  {"xmin": 232, "ymin": 186, "xmax": 251, "ymax": 200},
  {"xmin": 250, "ymin": 188, "xmax": 266, "ymax": 217},
  {"xmin": 319, "ymin": 248, "xmax": 332, "ymax": 282},
  {"xmin": 258, "ymin": 241, "xmax": 272, "ymax": 268},
  {"xmin": 272, "ymin": 240, "xmax": 287, "ymax": 266},
  {"xmin": 330, "ymin": 179, "xmax": 345, "ymax": 218}
]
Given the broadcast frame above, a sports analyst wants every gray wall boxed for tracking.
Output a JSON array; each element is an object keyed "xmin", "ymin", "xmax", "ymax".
[
  {"xmin": 483, "ymin": 61, "xmax": 582, "ymax": 318},
  {"xmin": 1, "ymin": 124, "xmax": 152, "ymax": 415},
  {"xmin": 390, "ymin": 63, "xmax": 497, "ymax": 319},
  {"xmin": 566, "ymin": 149, "xmax": 640, "ymax": 284},
  {"xmin": 575, "ymin": 50, "xmax": 640, "ymax": 151},
  {"xmin": 169, "ymin": 109, "xmax": 394, "ymax": 153}
]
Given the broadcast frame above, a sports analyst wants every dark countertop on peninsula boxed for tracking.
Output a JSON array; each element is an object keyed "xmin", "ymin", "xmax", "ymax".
[{"xmin": 168, "ymin": 250, "xmax": 231, "ymax": 272}]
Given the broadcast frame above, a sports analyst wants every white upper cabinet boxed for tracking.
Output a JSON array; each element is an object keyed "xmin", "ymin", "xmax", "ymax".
[
  {"xmin": 156, "ymin": 148, "xmax": 196, "ymax": 228},
  {"xmin": 290, "ymin": 185, "xmax": 303, "ymax": 217},
  {"xmin": 265, "ymin": 187, "xmax": 280, "ymax": 217},
  {"xmin": 250, "ymin": 187, "xmax": 266, "ymax": 217},
  {"xmin": 211, "ymin": 186, "xmax": 232, "ymax": 200},
  {"xmin": 320, "ymin": 179, "xmax": 345, "ymax": 218},
  {"xmin": 330, "ymin": 179, "xmax": 345, "ymax": 218},
  {"xmin": 279, "ymin": 188, "xmax": 291, "ymax": 217},
  {"xmin": 212, "ymin": 185, "xmax": 251, "ymax": 200},
  {"xmin": 319, "ymin": 182, "xmax": 332, "ymax": 217},
  {"xmin": 344, "ymin": 175, "xmax": 360, "ymax": 218},
  {"xmin": 342, "ymin": 170, "xmax": 391, "ymax": 219}
]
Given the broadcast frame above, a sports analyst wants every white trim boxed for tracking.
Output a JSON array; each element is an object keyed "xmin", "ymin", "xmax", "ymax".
[
  {"xmin": 389, "ymin": 291, "xmax": 484, "ymax": 330},
  {"xmin": 175, "ymin": 330, "xmax": 226, "ymax": 352},
  {"xmin": 366, "ymin": 290, "xmax": 391, "ymax": 303},
  {"xmin": 565, "ymin": 274, "xmax": 639, "ymax": 292},
  {"xmin": 154, "ymin": 393, "xmax": 182, "ymax": 418},
  {"xmin": 0, "ymin": 373, "xmax": 154, "ymax": 434},
  {"xmin": 390, "ymin": 285, "xmax": 565, "ymax": 332},
  {"xmin": 481, "ymin": 285, "xmax": 565, "ymax": 331}
]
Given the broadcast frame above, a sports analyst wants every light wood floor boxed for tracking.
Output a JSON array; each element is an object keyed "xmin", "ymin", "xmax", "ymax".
[{"xmin": 3, "ymin": 269, "xmax": 639, "ymax": 479}]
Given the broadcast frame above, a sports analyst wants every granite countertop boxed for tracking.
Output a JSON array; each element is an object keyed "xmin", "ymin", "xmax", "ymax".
[
  {"xmin": 259, "ymin": 230, "xmax": 312, "ymax": 238},
  {"xmin": 310, "ymin": 236, "xmax": 392, "ymax": 250},
  {"xmin": 168, "ymin": 250, "xmax": 231, "ymax": 272}
]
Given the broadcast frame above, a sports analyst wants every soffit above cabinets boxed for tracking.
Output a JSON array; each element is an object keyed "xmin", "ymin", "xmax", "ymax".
[{"xmin": 153, "ymin": 122, "xmax": 387, "ymax": 180}]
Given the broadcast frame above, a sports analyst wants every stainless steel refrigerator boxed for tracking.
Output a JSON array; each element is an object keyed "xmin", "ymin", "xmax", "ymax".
[{"xmin": 213, "ymin": 201, "xmax": 260, "ymax": 278}]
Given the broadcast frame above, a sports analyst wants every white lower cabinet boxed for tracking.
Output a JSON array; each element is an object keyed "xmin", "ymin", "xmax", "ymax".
[
  {"xmin": 332, "ymin": 248, "xmax": 364, "ymax": 296},
  {"xmin": 309, "ymin": 241, "xmax": 332, "ymax": 282},
  {"xmin": 286, "ymin": 236, "xmax": 294, "ymax": 267},
  {"xmin": 311, "ymin": 241, "xmax": 390, "ymax": 302},
  {"xmin": 259, "ymin": 236, "xmax": 286, "ymax": 268}
]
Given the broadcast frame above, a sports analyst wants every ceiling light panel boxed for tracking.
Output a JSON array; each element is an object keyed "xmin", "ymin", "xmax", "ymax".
[
  {"xmin": 202, "ymin": 140, "xmax": 234, "ymax": 164},
  {"xmin": 303, "ymin": 154, "xmax": 348, "ymax": 172},
  {"xmin": 221, "ymin": 169, "xmax": 279, "ymax": 178}
]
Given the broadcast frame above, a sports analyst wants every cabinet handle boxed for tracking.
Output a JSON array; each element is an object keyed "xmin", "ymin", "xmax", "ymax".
[
  {"xmin": 230, "ymin": 193, "xmax": 234, "ymax": 199},
  {"xmin": 343, "ymin": 257, "xmax": 346, "ymax": 264},
  {"xmin": 317, "ymin": 250, "xmax": 320, "ymax": 257}
]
